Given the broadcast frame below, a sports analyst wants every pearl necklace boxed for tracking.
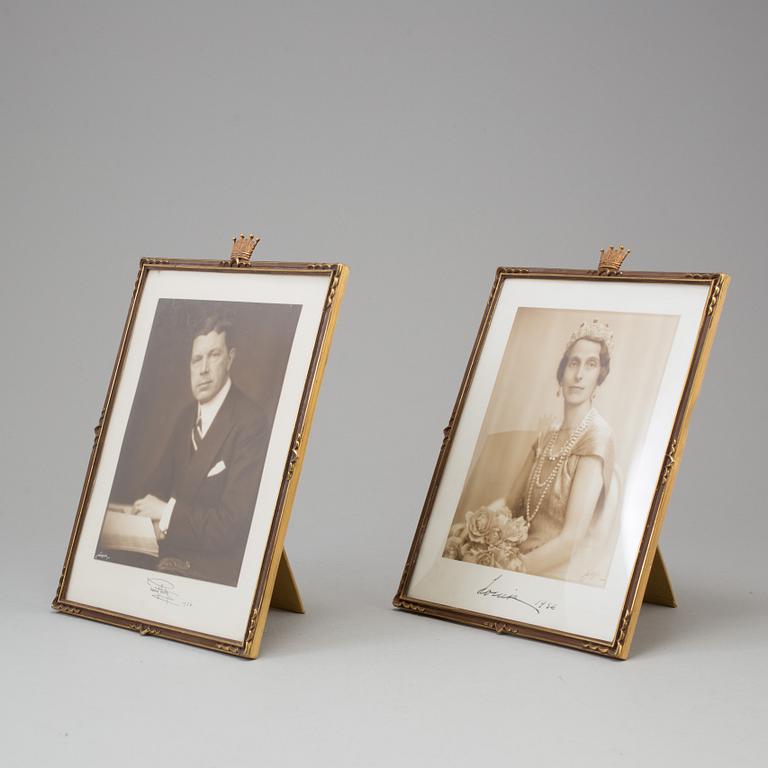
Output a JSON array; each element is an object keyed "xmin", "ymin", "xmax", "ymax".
[
  {"xmin": 525, "ymin": 409, "xmax": 594, "ymax": 524},
  {"xmin": 545, "ymin": 408, "xmax": 595, "ymax": 461}
]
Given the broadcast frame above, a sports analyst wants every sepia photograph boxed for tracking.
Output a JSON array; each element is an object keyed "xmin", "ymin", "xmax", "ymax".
[
  {"xmin": 54, "ymin": 257, "xmax": 347, "ymax": 654},
  {"xmin": 442, "ymin": 308, "xmax": 679, "ymax": 588},
  {"xmin": 398, "ymin": 268, "xmax": 727, "ymax": 656},
  {"xmin": 95, "ymin": 298, "xmax": 301, "ymax": 587}
]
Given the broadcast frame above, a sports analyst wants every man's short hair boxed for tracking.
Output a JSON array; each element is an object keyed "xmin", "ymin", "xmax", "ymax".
[{"xmin": 191, "ymin": 314, "xmax": 235, "ymax": 349}]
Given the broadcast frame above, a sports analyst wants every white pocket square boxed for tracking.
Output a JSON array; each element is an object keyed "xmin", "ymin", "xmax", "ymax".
[{"xmin": 207, "ymin": 460, "xmax": 226, "ymax": 478}]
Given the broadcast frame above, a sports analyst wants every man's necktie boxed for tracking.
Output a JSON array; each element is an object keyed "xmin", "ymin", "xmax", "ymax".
[{"xmin": 191, "ymin": 415, "xmax": 203, "ymax": 451}]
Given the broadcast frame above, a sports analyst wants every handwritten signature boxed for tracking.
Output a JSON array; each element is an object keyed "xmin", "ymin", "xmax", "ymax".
[
  {"xmin": 147, "ymin": 578, "xmax": 191, "ymax": 608},
  {"xmin": 476, "ymin": 576, "xmax": 557, "ymax": 615}
]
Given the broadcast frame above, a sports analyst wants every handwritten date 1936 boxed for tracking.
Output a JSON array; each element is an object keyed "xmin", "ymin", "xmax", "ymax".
[{"xmin": 477, "ymin": 576, "xmax": 557, "ymax": 615}]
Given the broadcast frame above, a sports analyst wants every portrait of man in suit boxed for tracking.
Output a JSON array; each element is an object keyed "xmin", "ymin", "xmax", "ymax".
[
  {"xmin": 122, "ymin": 313, "xmax": 267, "ymax": 586},
  {"xmin": 96, "ymin": 298, "xmax": 302, "ymax": 587}
]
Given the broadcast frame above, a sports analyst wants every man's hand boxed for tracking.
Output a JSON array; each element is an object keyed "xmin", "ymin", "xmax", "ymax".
[
  {"xmin": 132, "ymin": 494, "xmax": 167, "ymax": 522},
  {"xmin": 151, "ymin": 521, "xmax": 166, "ymax": 542}
]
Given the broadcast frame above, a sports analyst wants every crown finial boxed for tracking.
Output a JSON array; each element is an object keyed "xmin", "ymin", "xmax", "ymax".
[
  {"xmin": 230, "ymin": 233, "xmax": 260, "ymax": 265},
  {"xmin": 598, "ymin": 244, "xmax": 630, "ymax": 273}
]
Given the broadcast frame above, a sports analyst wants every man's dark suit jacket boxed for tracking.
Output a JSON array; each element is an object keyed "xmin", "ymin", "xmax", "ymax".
[{"xmin": 147, "ymin": 384, "xmax": 268, "ymax": 586}]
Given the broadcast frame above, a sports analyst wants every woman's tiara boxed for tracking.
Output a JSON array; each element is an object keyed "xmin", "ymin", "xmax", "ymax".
[{"xmin": 567, "ymin": 319, "xmax": 614, "ymax": 357}]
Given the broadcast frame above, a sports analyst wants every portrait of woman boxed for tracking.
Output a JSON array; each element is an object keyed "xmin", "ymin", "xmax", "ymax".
[
  {"xmin": 444, "ymin": 319, "xmax": 621, "ymax": 587},
  {"xmin": 404, "ymin": 275, "xmax": 711, "ymax": 653}
]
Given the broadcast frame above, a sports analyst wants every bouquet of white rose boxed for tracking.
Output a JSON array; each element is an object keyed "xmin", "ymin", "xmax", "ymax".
[{"xmin": 442, "ymin": 505, "xmax": 529, "ymax": 571}]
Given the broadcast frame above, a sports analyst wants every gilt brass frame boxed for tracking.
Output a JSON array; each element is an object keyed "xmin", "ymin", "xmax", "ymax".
[
  {"xmin": 394, "ymin": 265, "xmax": 729, "ymax": 659},
  {"xmin": 53, "ymin": 253, "xmax": 348, "ymax": 658}
]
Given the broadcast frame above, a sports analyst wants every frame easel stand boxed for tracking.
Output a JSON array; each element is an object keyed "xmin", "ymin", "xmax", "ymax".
[
  {"xmin": 230, "ymin": 234, "xmax": 305, "ymax": 618},
  {"xmin": 598, "ymin": 245, "xmax": 677, "ymax": 613},
  {"xmin": 270, "ymin": 551, "xmax": 304, "ymax": 613}
]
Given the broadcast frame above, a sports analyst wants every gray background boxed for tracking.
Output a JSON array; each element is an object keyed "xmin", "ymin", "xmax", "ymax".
[{"xmin": 1, "ymin": 2, "xmax": 765, "ymax": 766}]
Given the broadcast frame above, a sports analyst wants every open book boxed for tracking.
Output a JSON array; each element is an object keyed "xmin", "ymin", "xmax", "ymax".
[{"xmin": 100, "ymin": 506, "xmax": 159, "ymax": 558}]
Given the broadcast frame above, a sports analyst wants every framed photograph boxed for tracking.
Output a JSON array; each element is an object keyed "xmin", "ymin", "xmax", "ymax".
[
  {"xmin": 53, "ymin": 241, "xmax": 347, "ymax": 657},
  {"xmin": 394, "ymin": 257, "xmax": 728, "ymax": 659}
]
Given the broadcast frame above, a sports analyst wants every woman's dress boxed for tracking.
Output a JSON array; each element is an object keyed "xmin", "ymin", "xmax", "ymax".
[{"xmin": 514, "ymin": 410, "xmax": 620, "ymax": 587}]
